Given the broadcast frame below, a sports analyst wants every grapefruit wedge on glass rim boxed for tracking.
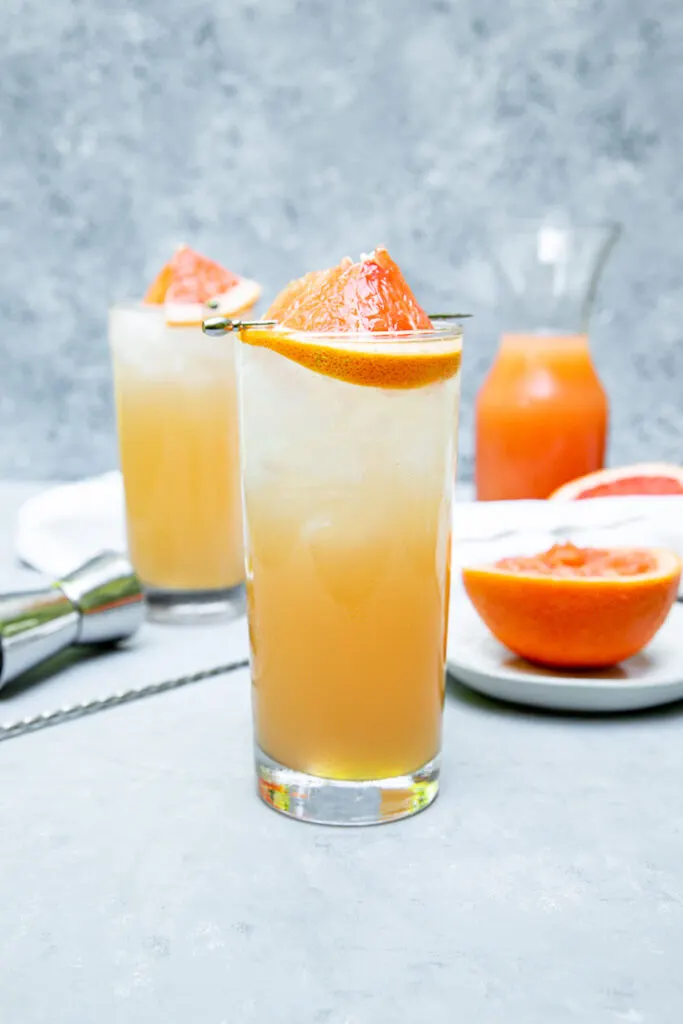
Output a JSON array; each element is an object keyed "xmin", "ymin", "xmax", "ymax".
[
  {"xmin": 242, "ymin": 247, "xmax": 462, "ymax": 389},
  {"xmin": 265, "ymin": 246, "xmax": 434, "ymax": 332},
  {"xmin": 549, "ymin": 463, "xmax": 683, "ymax": 500},
  {"xmin": 144, "ymin": 244, "xmax": 261, "ymax": 326},
  {"xmin": 462, "ymin": 542, "xmax": 682, "ymax": 669}
]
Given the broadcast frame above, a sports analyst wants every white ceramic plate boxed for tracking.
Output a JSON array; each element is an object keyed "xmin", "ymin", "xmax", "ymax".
[{"xmin": 447, "ymin": 585, "xmax": 683, "ymax": 713}]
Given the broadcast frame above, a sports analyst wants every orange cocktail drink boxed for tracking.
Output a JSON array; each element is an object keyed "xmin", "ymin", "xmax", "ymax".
[
  {"xmin": 233, "ymin": 249, "xmax": 463, "ymax": 825},
  {"xmin": 110, "ymin": 246, "xmax": 260, "ymax": 621}
]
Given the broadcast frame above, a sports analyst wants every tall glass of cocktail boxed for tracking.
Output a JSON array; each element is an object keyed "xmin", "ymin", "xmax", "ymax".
[
  {"xmin": 230, "ymin": 249, "xmax": 463, "ymax": 824},
  {"xmin": 110, "ymin": 245, "xmax": 260, "ymax": 622}
]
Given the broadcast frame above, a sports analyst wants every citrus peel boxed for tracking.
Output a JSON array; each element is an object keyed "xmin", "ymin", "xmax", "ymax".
[{"xmin": 241, "ymin": 327, "xmax": 461, "ymax": 389}]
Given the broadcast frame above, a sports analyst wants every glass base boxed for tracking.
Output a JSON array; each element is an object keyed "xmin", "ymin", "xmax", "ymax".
[
  {"xmin": 143, "ymin": 583, "xmax": 246, "ymax": 625},
  {"xmin": 255, "ymin": 746, "xmax": 440, "ymax": 826}
]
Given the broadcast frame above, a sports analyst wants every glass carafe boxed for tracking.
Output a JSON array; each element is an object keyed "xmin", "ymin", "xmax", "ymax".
[{"xmin": 475, "ymin": 217, "xmax": 620, "ymax": 501}]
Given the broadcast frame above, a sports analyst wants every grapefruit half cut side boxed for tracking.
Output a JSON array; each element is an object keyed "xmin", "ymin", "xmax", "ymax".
[
  {"xmin": 549, "ymin": 463, "xmax": 683, "ymax": 500},
  {"xmin": 462, "ymin": 543, "xmax": 682, "ymax": 669}
]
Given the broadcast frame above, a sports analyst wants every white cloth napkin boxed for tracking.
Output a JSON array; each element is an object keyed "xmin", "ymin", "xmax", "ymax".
[
  {"xmin": 16, "ymin": 472, "xmax": 127, "ymax": 577},
  {"xmin": 15, "ymin": 473, "xmax": 683, "ymax": 593}
]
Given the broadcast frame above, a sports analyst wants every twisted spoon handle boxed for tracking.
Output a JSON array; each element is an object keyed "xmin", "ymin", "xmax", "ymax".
[{"xmin": 0, "ymin": 659, "xmax": 249, "ymax": 743}]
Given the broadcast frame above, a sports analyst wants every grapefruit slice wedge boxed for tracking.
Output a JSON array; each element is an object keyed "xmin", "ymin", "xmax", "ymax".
[
  {"xmin": 144, "ymin": 244, "xmax": 261, "ymax": 326},
  {"xmin": 265, "ymin": 247, "xmax": 433, "ymax": 332},
  {"xmin": 462, "ymin": 542, "xmax": 682, "ymax": 669},
  {"xmin": 240, "ymin": 247, "xmax": 462, "ymax": 388},
  {"xmin": 549, "ymin": 463, "xmax": 683, "ymax": 500}
]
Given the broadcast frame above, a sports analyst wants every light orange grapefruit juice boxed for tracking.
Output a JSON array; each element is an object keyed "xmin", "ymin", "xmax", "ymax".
[
  {"xmin": 238, "ymin": 326, "xmax": 462, "ymax": 781},
  {"xmin": 110, "ymin": 304, "xmax": 244, "ymax": 592},
  {"xmin": 476, "ymin": 333, "xmax": 608, "ymax": 501}
]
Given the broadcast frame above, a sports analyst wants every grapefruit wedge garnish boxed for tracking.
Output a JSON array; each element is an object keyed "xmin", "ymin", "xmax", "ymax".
[
  {"xmin": 266, "ymin": 247, "xmax": 433, "ymax": 332},
  {"xmin": 462, "ymin": 542, "xmax": 682, "ymax": 669},
  {"xmin": 145, "ymin": 245, "xmax": 261, "ymax": 326},
  {"xmin": 243, "ymin": 248, "xmax": 462, "ymax": 388},
  {"xmin": 549, "ymin": 463, "xmax": 683, "ymax": 500}
]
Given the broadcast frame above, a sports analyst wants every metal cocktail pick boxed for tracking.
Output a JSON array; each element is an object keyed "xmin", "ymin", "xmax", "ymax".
[
  {"xmin": 202, "ymin": 317, "xmax": 277, "ymax": 336},
  {"xmin": 429, "ymin": 313, "xmax": 473, "ymax": 320},
  {"xmin": 202, "ymin": 313, "xmax": 471, "ymax": 337}
]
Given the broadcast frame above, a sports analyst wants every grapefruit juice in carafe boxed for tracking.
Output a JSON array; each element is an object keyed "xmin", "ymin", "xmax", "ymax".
[
  {"xmin": 476, "ymin": 332, "xmax": 608, "ymax": 500},
  {"xmin": 475, "ymin": 219, "xmax": 619, "ymax": 500}
]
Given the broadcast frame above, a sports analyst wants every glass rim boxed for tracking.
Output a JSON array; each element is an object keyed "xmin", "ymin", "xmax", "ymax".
[
  {"xmin": 241, "ymin": 320, "xmax": 464, "ymax": 344},
  {"xmin": 109, "ymin": 300, "xmax": 214, "ymax": 331},
  {"xmin": 483, "ymin": 215, "xmax": 622, "ymax": 237},
  {"xmin": 109, "ymin": 299, "xmax": 166, "ymax": 313}
]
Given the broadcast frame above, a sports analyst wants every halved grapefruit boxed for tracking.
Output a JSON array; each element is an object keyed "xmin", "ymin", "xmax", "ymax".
[
  {"xmin": 549, "ymin": 463, "xmax": 683, "ymax": 500},
  {"xmin": 462, "ymin": 542, "xmax": 681, "ymax": 669},
  {"xmin": 144, "ymin": 244, "xmax": 261, "ymax": 326}
]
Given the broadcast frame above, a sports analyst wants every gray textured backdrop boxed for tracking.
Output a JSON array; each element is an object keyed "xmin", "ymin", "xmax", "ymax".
[{"xmin": 1, "ymin": 0, "xmax": 682, "ymax": 480}]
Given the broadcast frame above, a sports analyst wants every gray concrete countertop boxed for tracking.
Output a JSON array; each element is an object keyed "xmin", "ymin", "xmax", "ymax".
[{"xmin": 1, "ymin": 482, "xmax": 682, "ymax": 1023}]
